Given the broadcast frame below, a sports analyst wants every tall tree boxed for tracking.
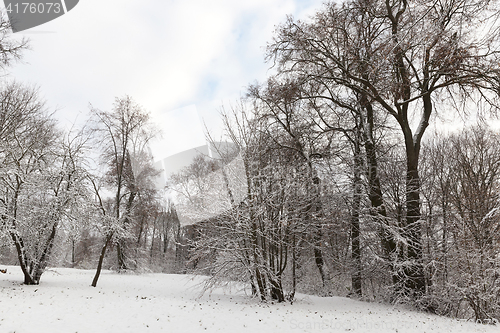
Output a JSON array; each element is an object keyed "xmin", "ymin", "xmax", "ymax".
[
  {"xmin": 0, "ymin": 83, "xmax": 88, "ymax": 284},
  {"xmin": 90, "ymin": 96, "xmax": 158, "ymax": 287},
  {"xmin": 248, "ymin": 79, "xmax": 335, "ymax": 290}
]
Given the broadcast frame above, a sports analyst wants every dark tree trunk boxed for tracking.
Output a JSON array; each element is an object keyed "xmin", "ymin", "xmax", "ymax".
[
  {"xmin": 117, "ymin": 189, "xmax": 137, "ymax": 271},
  {"xmin": 163, "ymin": 231, "xmax": 168, "ymax": 254},
  {"xmin": 11, "ymin": 232, "xmax": 34, "ymax": 285},
  {"xmin": 251, "ymin": 215, "xmax": 267, "ymax": 300},
  {"xmin": 32, "ymin": 221, "xmax": 59, "ymax": 284},
  {"xmin": 9, "ymin": 220, "xmax": 59, "ymax": 285},
  {"xmin": 360, "ymin": 97, "xmax": 397, "ymax": 271},
  {"xmin": 91, "ymin": 233, "xmax": 113, "ymax": 287},
  {"xmin": 7, "ymin": 187, "xmax": 36, "ymax": 285},
  {"xmin": 150, "ymin": 221, "xmax": 156, "ymax": 260},
  {"xmin": 269, "ymin": 278, "xmax": 285, "ymax": 302},
  {"xmin": 350, "ymin": 127, "xmax": 363, "ymax": 296},
  {"xmin": 403, "ymin": 148, "xmax": 425, "ymax": 295},
  {"xmin": 117, "ymin": 240, "xmax": 127, "ymax": 271},
  {"xmin": 310, "ymin": 171, "xmax": 329, "ymax": 288},
  {"xmin": 290, "ymin": 233, "xmax": 297, "ymax": 301},
  {"xmin": 71, "ymin": 239, "xmax": 76, "ymax": 267},
  {"xmin": 314, "ymin": 245, "xmax": 328, "ymax": 287}
]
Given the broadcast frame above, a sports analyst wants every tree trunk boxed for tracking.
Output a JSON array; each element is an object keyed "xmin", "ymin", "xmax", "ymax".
[
  {"xmin": 117, "ymin": 189, "xmax": 137, "ymax": 271},
  {"xmin": 150, "ymin": 221, "xmax": 156, "ymax": 261},
  {"xmin": 251, "ymin": 215, "xmax": 267, "ymax": 300},
  {"xmin": 162, "ymin": 214, "xmax": 168, "ymax": 254},
  {"xmin": 7, "ymin": 186, "xmax": 36, "ymax": 285},
  {"xmin": 403, "ymin": 149, "xmax": 425, "ymax": 296},
  {"xmin": 30, "ymin": 221, "xmax": 59, "ymax": 284},
  {"xmin": 360, "ymin": 96, "xmax": 397, "ymax": 275},
  {"xmin": 310, "ymin": 170, "xmax": 329, "ymax": 288},
  {"xmin": 441, "ymin": 190, "xmax": 449, "ymax": 282},
  {"xmin": 71, "ymin": 239, "xmax": 76, "ymax": 267},
  {"xmin": 351, "ymin": 129, "xmax": 363, "ymax": 297},
  {"xmin": 290, "ymin": 233, "xmax": 297, "ymax": 301},
  {"xmin": 117, "ymin": 239, "xmax": 127, "ymax": 271},
  {"xmin": 11, "ymin": 232, "xmax": 35, "ymax": 285},
  {"xmin": 269, "ymin": 277, "xmax": 285, "ymax": 302},
  {"xmin": 92, "ymin": 233, "xmax": 113, "ymax": 287},
  {"xmin": 314, "ymin": 245, "xmax": 328, "ymax": 287}
]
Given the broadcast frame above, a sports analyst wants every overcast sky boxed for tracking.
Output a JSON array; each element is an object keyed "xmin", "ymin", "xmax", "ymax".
[{"xmin": 5, "ymin": 0, "xmax": 326, "ymax": 160}]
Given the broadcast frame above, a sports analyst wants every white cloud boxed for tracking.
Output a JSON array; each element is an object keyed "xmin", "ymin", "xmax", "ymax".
[
  {"xmin": 149, "ymin": 104, "xmax": 206, "ymax": 160},
  {"xmin": 7, "ymin": 0, "xmax": 325, "ymax": 160}
]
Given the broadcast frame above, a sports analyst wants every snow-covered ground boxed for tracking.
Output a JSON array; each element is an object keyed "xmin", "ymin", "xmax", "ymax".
[{"xmin": 0, "ymin": 266, "xmax": 497, "ymax": 333}]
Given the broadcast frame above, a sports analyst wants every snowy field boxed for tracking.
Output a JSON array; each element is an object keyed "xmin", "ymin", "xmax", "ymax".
[{"xmin": 0, "ymin": 266, "xmax": 497, "ymax": 333}]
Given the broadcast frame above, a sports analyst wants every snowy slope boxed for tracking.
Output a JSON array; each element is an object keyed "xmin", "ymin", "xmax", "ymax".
[{"xmin": 0, "ymin": 265, "xmax": 496, "ymax": 333}]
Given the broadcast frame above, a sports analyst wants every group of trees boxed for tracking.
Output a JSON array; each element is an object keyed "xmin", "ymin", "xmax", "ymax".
[
  {"xmin": 0, "ymin": 85, "xmax": 180, "ymax": 286},
  {"xmin": 0, "ymin": 84, "xmax": 179, "ymax": 286},
  {"xmin": 1, "ymin": 0, "xmax": 500, "ymax": 324},
  {"xmin": 0, "ymin": 14, "xmax": 180, "ymax": 286},
  {"xmin": 168, "ymin": 0, "xmax": 500, "ymax": 323},
  {"xmin": 418, "ymin": 126, "xmax": 500, "ymax": 320}
]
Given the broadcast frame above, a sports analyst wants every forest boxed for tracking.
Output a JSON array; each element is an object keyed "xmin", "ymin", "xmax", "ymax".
[{"xmin": 2, "ymin": 0, "xmax": 500, "ymax": 326}]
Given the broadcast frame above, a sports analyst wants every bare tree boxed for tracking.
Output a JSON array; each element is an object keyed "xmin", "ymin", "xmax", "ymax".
[
  {"xmin": 447, "ymin": 125, "xmax": 500, "ymax": 321},
  {"xmin": 0, "ymin": 12, "xmax": 28, "ymax": 72},
  {"xmin": 0, "ymin": 83, "xmax": 89, "ymax": 284},
  {"xmin": 417, "ymin": 124, "xmax": 500, "ymax": 320},
  {"xmin": 248, "ymin": 80, "xmax": 335, "ymax": 291},
  {"xmin": 89, "ymin": 96, "xmax": 158, "ymax": 287}
]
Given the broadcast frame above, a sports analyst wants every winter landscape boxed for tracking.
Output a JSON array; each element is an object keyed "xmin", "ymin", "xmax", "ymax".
[
  {"xmin": 2, "ymin": 0, "xmax": 500, "ymax": 332},
  {"xmin": 0, "ymin": 265, "xmax": 497, "ymax": 333}
]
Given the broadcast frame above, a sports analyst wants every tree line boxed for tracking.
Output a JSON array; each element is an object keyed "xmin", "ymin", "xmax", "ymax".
[
  {"xmin": 170, "ymin": 0, "xmax": 500, "ymax": 323},
  {"xmin": 1, "ymin": 0, "xmax": 500, "ymax": 323},
  {"xmin": 0, "ymin": 14, "xmax": 180, "ymax": 287},
  {"xmin": 0, "ymin": 82, "xmax": 179, "ymax": 286}
]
